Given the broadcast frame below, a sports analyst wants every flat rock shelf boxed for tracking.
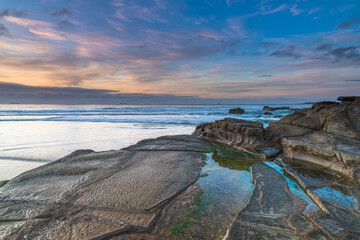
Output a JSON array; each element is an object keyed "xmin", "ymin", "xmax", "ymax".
[{"xmin": 0, "ymin": 135, "xmax": 359, "ymax": 239}]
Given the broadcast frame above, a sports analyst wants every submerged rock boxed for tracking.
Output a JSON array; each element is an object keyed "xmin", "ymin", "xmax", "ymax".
[
  {"xmin": 229, "ymin": 107, "xmax": 245, "ymax": 114},
  {"xmin": 192, "ymin": 118, "xmax": 281, "ymax": 159},
  {"xmin": 263, "ymin": 106, "xmax": 290, "ymax": 111}
]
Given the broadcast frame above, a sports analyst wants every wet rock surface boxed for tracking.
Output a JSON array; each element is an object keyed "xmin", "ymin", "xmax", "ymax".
[
  {"xmin": 275, "ymin": 156, "xmax": 360, "ymax": 239},
  {"xmin": 192, "ymin": 118, "xmax": 281, "ymax": 159},
  {"xmin": 225, "ymin": 161, "xmax": 360, "ymax": 240},
  {"xmin": 263, "ymin": 106, "xmax": 291, "ymax": 111},
  {"xmin": 192, "ymin": 97, "xmax": 360, "ymax": 239},
  {"xmin": 267, "ymin": 97, "xmax": 360, "ymax": 182},
  {"xmin": 0, "ymin": 135, "xmax": 211, "ymax": 240},
  {"xmin": 194, "ymin": 97, "xmax": 360, "ymax": 181},
  {"xmin": 229, "ymin": 107, "xmax": 245, "ymax": 114},
  {"xmin": 1, "ymin": 97, "xmax": 360, "ymax": 240}
]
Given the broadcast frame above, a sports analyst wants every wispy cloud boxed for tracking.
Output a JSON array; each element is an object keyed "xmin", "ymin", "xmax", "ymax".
[
  {"xmin": 0, "ymin": 23, "xmax": 10, "ymax": 36},
  {"xmin": 261, "ymin": 4, "xmax": 288, "ymax": 15},
  {"xmin": 4, "ymin": 16, "xmax": 51, "ymax": 27},
  {"xmin": 269, "ymin": 45, "xmax": 301, "ymax": 59},
  {"xmin": 316, "ymin": 43, "xmax": 332, "ymax": 51},
  {"xmin": 29, "ymin": 28, "xmax": 67, "ymax": 40},
  {"xmin": 337, "ymin": 17, "xmax": 360, "ymax": 28},
  {"xmin": 0, "ymin": 8, "xmax": 27, "ymax": 17},
  {"xmin": 290, "ymin": 4, "xmax": 302, "ymax": 16},
  {"xmin": 51, "ymin": 8, "xmax": 72, "ymax": 17},
  {"xmin": 0, "ymin": 0, "xmax": 359, "ymax": 100}
]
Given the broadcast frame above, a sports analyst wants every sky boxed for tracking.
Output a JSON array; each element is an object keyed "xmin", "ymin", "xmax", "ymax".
[{"xmin": 0, "ymin": 0, "xmax": 359, "ymax": 103}]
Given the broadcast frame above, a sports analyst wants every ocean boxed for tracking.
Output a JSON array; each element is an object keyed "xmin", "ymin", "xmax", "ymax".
[{"xmin": 0, "ymin": 104, "xmax": 310, "ymax": 180}]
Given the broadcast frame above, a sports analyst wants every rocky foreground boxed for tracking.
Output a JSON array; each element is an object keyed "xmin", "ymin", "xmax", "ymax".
[{"xmin": 0, "ymin": 97, "xmax": 360, "ymax": 239}]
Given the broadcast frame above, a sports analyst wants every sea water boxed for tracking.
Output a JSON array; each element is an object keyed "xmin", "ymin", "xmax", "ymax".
[{"xmin": 0, "ymin": 104, "xmax": 310, "ymax": 180}]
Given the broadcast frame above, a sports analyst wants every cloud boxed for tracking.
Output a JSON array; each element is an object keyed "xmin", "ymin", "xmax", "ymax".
[
  {"xmin": 1, "ymin": 9, "xmax": 27, "ymax": 18},
  {"xmin": 0, "ymin": 9, "xmax": 10, "ymax": 17},
  {"xmin": 112, "ymin": 0, "xmax": 167, "ymax": 23},
  {"xmin": 269, "ymin": 45, "xmax": 301, "ymax": 58},
  {"xmin": 0, "ymin": 23, "xmax": 10, "ymax": 36},
  {"xmin": 261, "ymin": 41, "xmax": 278, "ymax": 47},
  {"xmin": 328, "ymin": 46, "xmax": 360, "ymax": 62},
  {"xmin": 261, "ymin": 4, "xmax": 288, "ymax": 15},
  {"xmin": 0, "ymin": 81, "xmax": 319, "ymax": 104},
  {"xmin": 12, "ymin": 9, "xmax": 27, "ymax": 17},
  {"xmin": 307, "ymin": 8, "xmax": 321, "ymax": 15},
  {"xmin": 0, "ymin": 81, "xmax": 223, "ymax": 104},
  {"xmin": 58, "ymin": 20, "xmax": 74, "ymax": 29},
  {"xmin": 228, "ymin": 49, "xmax": 266, "ymax": 56},
  {"xmin": 226, "ymin": 17, "xmax": 247, "ymax": 37},
  {"xmin": 29, "ymin": 28, "xmax": 67, "ymax": 40},
  {"xmin": 259, "ymin": 74, "xmax": 275, "ymax": 77},
  {"xmin": 290, "ymin": 4, "xmax": 302, "ymax": 16},
  {"xmin": 51, "ymin": 8, "xmax": 72, "ymax": 17},
  {"xmin": 316, "ymin": 43, "xmax": 332, "ymax": 51},
  {"xmin": 344, "ymin": 79, "xmax": 360, "ymax": 82},
  {"xmin": 3, "ymin": 16, "xmax": 51, "ymax": 27},
  {"xmin": 337, "ymin": 17, "xmax": 360, "ymax": 28}
]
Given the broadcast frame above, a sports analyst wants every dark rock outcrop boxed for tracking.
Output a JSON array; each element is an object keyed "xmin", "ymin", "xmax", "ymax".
[
  {"xmin": 264, "ymin": 111, "xmax": 273, "ymax": 115},
  {"xmin": 0, "ymin": 135, "xmax": 212, "ymax": 240},
  {"xmin": 338, "ymin": 96, "xmax": 360, "ymax": 103},
  {"xmin": 263, "ymin": 106, "xmax": 290, "ymax": 111},
  {"xmin": 229, "ymin": 107, "xmax": 245, "ymax": 114},
  {"xmin": 192, "ymin": 118, "xmax": 281, "ymax": 159}
]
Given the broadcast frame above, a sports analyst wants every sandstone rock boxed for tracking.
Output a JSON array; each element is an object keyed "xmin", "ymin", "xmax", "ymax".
[
  {"xmin": 192, "ymin": 118, "xmax": 281, "ymax": 159},
  {"xmin": 229, "ymin": 107, "xmax": 245, "ymax": 114},
  {"xmin": 224, "ymin": 162, "xmax": 360, "ymax": 240},
  {"xmin": 0, "ymin": 135, "xmax": 211, "ymax": 240},
  {"xmin": 225, "ymin": 161, "xmax": 360, "ymax": 239},
  {"xmin": 264, "ymin": 98, "xmax": 360, "ymax": 182},
  {"xmin": 275, "ymin": 156, "xmax": 360, "ymax": 238}
]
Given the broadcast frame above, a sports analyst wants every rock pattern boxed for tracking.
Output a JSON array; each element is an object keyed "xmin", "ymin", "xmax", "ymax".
[
  {"xmin": 267, "ymin": 98, "xmax": 360, "ymax": 182},
  {"xmin": 194, "ymin": 97, "xmax": 360, "ymax": 182},
  {"xmin": 192, "ymin": 118, "xmax": 281, "ymax": 159},
  {"xmin": 1, "ymin": 97, "xmax": 360, "ymax": 240},
  {"xmin": 0, "ymin": 135, "xmax": 211, "ymax": 240},
  {"xmin": 229, "ymin": 107, "xmax": 245, "ymax": 114},
  {"xmin": 225, "ymin": 162, "xmax": 360, "ymax": 240},
  {"xmin": 276, "ymin": 157, "xmax": 360, "ymax": 239}
]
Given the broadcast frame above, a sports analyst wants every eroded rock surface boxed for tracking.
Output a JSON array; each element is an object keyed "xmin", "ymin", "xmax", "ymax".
[
  {"xmin": 0, "ymin": 135, "xmax": 211, "ymax": 240},
  {"xmin": 194, "ymin": 97, "xmax": 360, "ymax": 181},
  {"xmin": 225, "ymin": 162, "xmax": 360, "ymax": 240},
  {"xmin": 192, "ymin": 118, "xmax": 281, "ymax": 159},
  {"xmin": 275, "ymin": 156, "xmax": 360, "ymax": 239},
  {"xmin": 267, "ymin": 97, "xmax": 360, "ymax": 182}
]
